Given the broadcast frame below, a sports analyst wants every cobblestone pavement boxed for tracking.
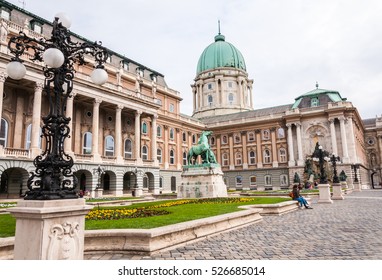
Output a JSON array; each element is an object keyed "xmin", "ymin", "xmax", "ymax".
[{"xmin": 85, "ymin": 189, "xmax": 382, "ymax": 260}]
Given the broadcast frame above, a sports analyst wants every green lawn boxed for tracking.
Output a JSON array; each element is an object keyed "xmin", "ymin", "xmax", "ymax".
[{"xmin": 0, "ymin": 197, "xmax": 289, "ymax": 237}]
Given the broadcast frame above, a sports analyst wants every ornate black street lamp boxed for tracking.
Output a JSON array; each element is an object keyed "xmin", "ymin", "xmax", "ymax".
[
  {"xmin": 351, "ymin": 164, "xmax": 360, "ymax": 183},
  {"xmin": 93, "ymin": 165, "xmax": 105, "ymax": 190},
  {"xmin": 312, "ymin": 143, "xmax": 330, "ymax": 184},
  {"xmin": 329, "ymin": 154, "xmax": 341, "ymax": 183},
  {"xmin": 6, "ymin": 14, "xmax": 109, "ymax": 200}
]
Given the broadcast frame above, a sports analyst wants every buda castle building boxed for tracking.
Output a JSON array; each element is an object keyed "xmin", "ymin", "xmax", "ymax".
[{"xmin": 0, "ymin": 0, "xmax": 381, "ymax": 198}]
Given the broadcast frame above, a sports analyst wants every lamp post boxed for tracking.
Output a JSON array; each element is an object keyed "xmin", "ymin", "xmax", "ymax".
[
  {"xmin": 7, "ymin": 14, "xmax": 109, "ymax": 200},
  {"xmin": 330, "ymin": 154, "xmax": 344, "ymax": 200},
  {"xmin": 312, "ymin": 143, "xmax": 330, "ymax": 184},
  {"xmin": 351, "ymin": 163, "xmax": 361, "ymax": 191}
]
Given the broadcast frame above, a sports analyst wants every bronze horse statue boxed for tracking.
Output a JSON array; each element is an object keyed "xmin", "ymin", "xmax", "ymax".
[{"xmin": 187, "ymin": 131, "xmax": 217, "ymax": 165}]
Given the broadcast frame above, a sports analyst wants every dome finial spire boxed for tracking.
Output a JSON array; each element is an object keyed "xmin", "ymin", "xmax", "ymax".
[
  {"xmin": 316, "ymin": 81, "xmax": 319, "ymax": 89},
  {"xmin": 218, "ymin": 20, "xmax": 221, "ymax": 35}
]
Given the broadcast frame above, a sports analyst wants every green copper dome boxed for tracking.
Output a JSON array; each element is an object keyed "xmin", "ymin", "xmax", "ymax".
[{"xmin": 196, "ymin": 33, "xmax": 246, "ymax": 74}]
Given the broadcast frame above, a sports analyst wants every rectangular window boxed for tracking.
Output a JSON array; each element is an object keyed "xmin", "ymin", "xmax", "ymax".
[{"xmin": 0, "ymin": 8, "xmax": 10, "ymax": 20}]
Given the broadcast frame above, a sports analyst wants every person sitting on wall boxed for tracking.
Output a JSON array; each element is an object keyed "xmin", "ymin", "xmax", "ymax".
[{"xmin": 292, "ymin": 184, "xmax": 313, "ymax": 209}]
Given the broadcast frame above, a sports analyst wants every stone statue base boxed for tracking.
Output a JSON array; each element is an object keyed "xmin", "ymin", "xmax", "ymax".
[{"xmin": 178, "ymin": 164, "xmax": 228, "ymax": 198}]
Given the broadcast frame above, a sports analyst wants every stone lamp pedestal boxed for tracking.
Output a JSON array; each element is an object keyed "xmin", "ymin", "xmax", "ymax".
[
  {"xmin": 353, "ymin": 181, "xmax": 362, "ymax": 192},
  {"xmin": 8, "ymin": 199, "xmax": 92, "ymax": 260},
  {"xmin": 332, "ymin": 182, "xmax": 344, "ymax": 200},
  {"xmin": 318, "ymin": 183, "xmax": 333, "ymax": 204}
]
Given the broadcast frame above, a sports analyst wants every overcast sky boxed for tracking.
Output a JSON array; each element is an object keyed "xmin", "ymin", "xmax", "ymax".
[{"xmin": 7, "ymin": 0, "xmax": 382, "ymax": 119}]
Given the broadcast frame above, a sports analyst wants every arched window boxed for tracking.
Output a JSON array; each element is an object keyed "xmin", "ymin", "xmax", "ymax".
[
  {"xmin": 142, "ymin": 121, "xmax": 147, "ymax": 134},
  {"xmin": 263, "ymin": 149, "xmax": 271, "ymax": 163},
  {"xmin": 169, "ymin": 128, "xmax": 174, "ymax": 140},
  {"xmin": 157, "ymin": 148, "xmax": 162, "ymax": 163},
  {"xmin": 208, "ymin": 95, "xmax": 213, "ymax": 106},
  {"xmin": 222, "ymin": 153, "xmax": 229, "ymax": 166},
  {"xmin": 169, "ymin": 149, "xmax": 175, "ymax": 164},
  {"xmin": 222, "ymin": 135, "xmax": 228, "ymax": 144},
  {"xmin": 82, "ymin": 132, "xmax": 92, "ymax": 154},
  {"xmin": 192, "ymin": 134, "xmax": 196, "ymax": 144},
  {"xmin": 142, "ymin": 145, "xmax": 148, "ymax": 160},
  {"xmin": 249, "ymin": 150, "xmax": 256, "ymax": 165},
  {"xmin": 105, "ymin": 135, "xmax": 114, "ymax": 156},
  {"xmin": 25, "ymin": 124, "xmax": 32, "ymax": 149},
  {"xmin": 0, "ymin": 118, "xmax": 8, "ymax": 147},
  {"xmin": 157, "ymin": 125, "xmax": 162, "ymax": 137},
  {"xmin": 182, "ymin": 132, "xmax": 187, "ymax": 142},
  {"xmin": 279, "ymin": 148, "xmax": 287, "ymax": 163},
  {"xmin": 228, "ymin": 93, "xmax": 234, "ymax": 104},
  {"xmin": 210, "ymin": 136, "xmax": 215, "ymax": 146},
  {"xmin": 124, "ymin": 139, "xmax": 132, "ymax": 158},
  {"xmin": 235, "ymin": 152, "xmax": 242, "ymax": 165}
]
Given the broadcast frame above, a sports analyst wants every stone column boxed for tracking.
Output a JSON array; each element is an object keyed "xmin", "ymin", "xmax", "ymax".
[
  {"xmin": 92, "ymin": 99, "xmax": 102, "ymax": 162},
  {"xmin": 216, "ymin": 135, "xmax": 221, "ymax": 165},
  {"xmin": 347, "ymin": 116, "xmax": 357, "ymax": 163},
  {"xmin": 30, "ymin": 82, "xmax": 43, "ymax": 157},
  {"xmin": 134, "ymin": 110, "xmax": 142, "ymax": 164},
  {"xmin": 14, "ymin": 96, "xmax": 25, "ymax": 148},
  {"xmin": 296, "ymin": 123, "xmax": 304, "ymax": 166},
  {"xmin": 339, "ymin": 116, "xmax": 349, "ymax": 163},
  {"xmin": 256, "ymin": 129, "xmax": 263, "ymax": 168},
  {"xmin": 286, "ymin": 123, "xmax": 295, "ymax": 166},
  {"xmin": 271, "ymin": 127, "xmax": 278, "ymax": 167},
  {"xmin": 329, "ymin": 118, "xmax": 338, "ymax": 156},
  {"xmin": 241, "ymin": 131, "xmax": 248, "ymax": 169},
  {"xmin": 176, "ymin": 128, "xmax": 182, "ymax": 169},
  {"xmin": 115, "ymin": 105, "xmax": 123, "ymax": 163},
  {"xmin": 151, "ymin": 114, "xmax": 158, "ymax": 165},
  {"xmin": 64, "ymin": 92, "xmax": 75, "ymax": 156},
  {"xmin": 318, "ymin": 183, "xmax": 333, "ymax": 203},
  {"xmin": 164, "ymin": 125, "xmax": 169, "ymax": 168},
  {"xmin": 74, "ymin": 107, "xmax": 81, "ymax": 154}
]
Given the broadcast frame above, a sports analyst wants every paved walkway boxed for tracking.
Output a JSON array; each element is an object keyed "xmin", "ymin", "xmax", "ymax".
[{"xmin": 85, "ymin": 189, "xmax": 382, "ymax": 260}]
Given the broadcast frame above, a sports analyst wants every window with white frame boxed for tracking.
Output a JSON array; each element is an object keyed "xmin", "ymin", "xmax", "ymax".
[
  {"xmin": 0, "ymin": 118, "xmax": 8, "ymax": 147},
  {"xmin": 183, "ymin": 151, "xmax": 187, "ymax": 166},
  {"xmin": 263, "ymin": 149, "xmax": 271, "ymax": 163},
  {"xmin": 169, "ymin": 103, "xmax": 175, "ymax": 113},
  {"xmin": 210, "ymin": 136, "xmax": 215, "ymax": 146},
  {"xmin": 264, "ymin": 175, "xmax": 272, "ymax": 186},
  {"xmin": 124, "ymin": 139, "xmax": 132, "ymax": 158},
  {"xmin": 228, "ymin": 81, "xmax": 233, "ymax": 88},
  {"xmin": 228, "ymin": 93, "xmax": 234, "ymax": 104},
  {"xmin": 248, "ymin": 150, "xmax": 256, "ymax": 165},
  {"xmin": 247, "ymin": 132, "xmax": 255, "ymax": 142},
  {"xmin": 235, "ymin": 152, "xmax": 242, "ymax": 165},
  {"xmin": 234, "ymin": 133, "xmax": 241, "ymax": 144},
  {"xmin": 157, "ymin": 148, "xmax": 162, "ymax": 163},
  {"xmin": 169, "ymin": 128, "xmax": 174, "ymax": 140},
  {"xmin": 157, "ymin": 125, "xmax": 162, "ymax": 137},
  {"xmin": 222, "ymin": 135, "xmax": 228, "ymax": 144},
  {"xmin": 208, "ymin": 95, "xmax": 213, "ymax": 106},
  {"xmin": 169, "ymin": 149, "xmax": 175, "ymax": 164},
  {"xmin": 311, "ymin": 97, "xmax": 319, "ymax": 107},
  {"xmin": 142, "ymin": 122, "xmax": 147, "ymax": 134},
  {"xmin": 207, "ymin": 83, "xmax": 213, "ymax": 90},
  {"xmin": 0, "ymin": 7, "xmax": 10, "ymax": 20},
  {"xmin": 250, "ymin": 176, "xmax": 257, "ymax": 187},
  {"xmin": 262, "ymin": 129, "xmax": 270, "ymax": 140},
  {"xmin": 82, "ymin": 132, "xmax": 92, "ymax": 154},
  {"xmin": 142, "ymin": 145, "xmax": 148, "ymax": 160},
  {"xmin": 279, "ymin": 148, "xmax": 287, "ymax": 163},
  {"xmin": 235, "ymin": 176, "xmax": 243, "ymax": 188},
  {"xmin": 277, "ymin": 127, "xmax": 285, "ymax": 138},
  {"xmin": 104, "ymin": 135, "xmax": 115, "ymax": 156},
  {"xmin": 30, "ymin": 21, "xmax": 42, "ymax": 33},
  {"xmin": 222, "ymin": 153, "xmax": 229, "ymax": 166}
]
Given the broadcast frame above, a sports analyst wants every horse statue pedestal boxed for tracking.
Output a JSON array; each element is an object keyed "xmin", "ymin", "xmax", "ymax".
[{"xmin": 178, "ymin": 164, "xmax": 228, "ymax": 198}]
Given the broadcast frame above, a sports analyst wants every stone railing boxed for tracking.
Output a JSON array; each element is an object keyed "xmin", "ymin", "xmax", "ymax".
[{"xmin": 0, "ymin": 147, "xmax": 30, "ymax": 158}]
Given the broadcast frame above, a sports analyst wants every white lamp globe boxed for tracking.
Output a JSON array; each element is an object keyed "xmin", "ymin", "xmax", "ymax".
[
  {"xmin": 6, "ymin": 61, "xmax": 26, "ymax": 80},
  {"xmin": 43, "ymin": 48, "xmax": 65, "ymax": 68},
  {"xmin": 91, "ymin": 68, "xmax": 108, "ymax": 85},
  {"xmin": 55, "ymin": 12, "xmax": 72, "ymax": 29}
]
